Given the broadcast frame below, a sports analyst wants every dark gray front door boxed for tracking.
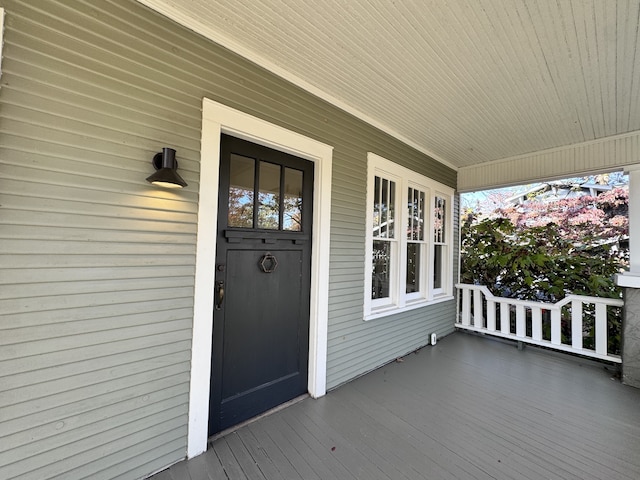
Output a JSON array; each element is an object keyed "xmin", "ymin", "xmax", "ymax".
[{"xmin": 209, "ymin": 134, "xmax": 313, "ymax": 435}]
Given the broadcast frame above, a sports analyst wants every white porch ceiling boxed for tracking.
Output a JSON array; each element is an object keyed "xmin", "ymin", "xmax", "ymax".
[{"xmin": 139, "ymin": 0, "xmax": 640, "ymax": 176}]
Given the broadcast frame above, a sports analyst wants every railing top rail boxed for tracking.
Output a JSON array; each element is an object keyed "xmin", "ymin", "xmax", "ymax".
[
  {"xmin": 455, "ymin": 283, "xmax": 493, "ymax": 296},
  {"xmin": 557, "ymin": 295, "xmax": 624, "ymax": 307},
  {"xmin": 456, "ymin": 284, "xmax": 624, "ymax": 308}
]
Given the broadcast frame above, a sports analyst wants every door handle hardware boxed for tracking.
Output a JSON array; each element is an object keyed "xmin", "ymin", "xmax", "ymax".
[
  {"xmin": 215, "ymin": 280, "xmax": 225, "ymax": 310},
  {"xmin": 259, "ymin": 253, "xmax": 278, "ymax": 273}
]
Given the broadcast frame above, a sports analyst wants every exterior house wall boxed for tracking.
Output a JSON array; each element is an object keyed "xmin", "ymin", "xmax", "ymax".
[{"xmin": 0, "ymin": 0, "xmax": 457, "ymax": 479}]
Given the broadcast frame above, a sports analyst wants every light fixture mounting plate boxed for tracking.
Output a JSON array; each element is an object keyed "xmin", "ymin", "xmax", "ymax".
[{"xmin": 152, "ymin": 152, "xmax": 179, "ymax": 170}]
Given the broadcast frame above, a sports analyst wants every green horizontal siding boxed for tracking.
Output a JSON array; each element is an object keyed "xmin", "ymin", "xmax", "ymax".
[{"xmin": 0, "ymin": 0, "xmax": 457, "ymax": 478}]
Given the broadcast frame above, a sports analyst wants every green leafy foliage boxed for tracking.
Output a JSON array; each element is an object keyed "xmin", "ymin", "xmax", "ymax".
[{"xmin": 461, "ymin": 216, "xmax": 624, "ymax": 301}]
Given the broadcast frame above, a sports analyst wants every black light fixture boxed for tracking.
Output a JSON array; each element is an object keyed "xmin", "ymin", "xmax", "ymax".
[{"xmin": 146, "ymin": 147, "xmax": 187, "ymax": 188}]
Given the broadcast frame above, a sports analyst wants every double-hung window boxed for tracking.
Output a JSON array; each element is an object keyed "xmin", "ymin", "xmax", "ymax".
[{"xmin": 364, "ymin": 153, "xmax": 454, "ymax": 320}]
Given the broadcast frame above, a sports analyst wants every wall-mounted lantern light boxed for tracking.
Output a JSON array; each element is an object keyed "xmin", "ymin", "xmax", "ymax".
[{"xmin": 146, "ymin": 147, "xmax": 187, "ymax": 188}]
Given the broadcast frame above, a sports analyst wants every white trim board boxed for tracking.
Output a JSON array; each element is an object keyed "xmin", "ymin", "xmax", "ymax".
[
  {"xmin": 0, "ymin": 8, "xmax": 5, "ymax": 80},
  {"xmin": 188, "ymin": 98, "xmax": 333, "ymax": 458}
]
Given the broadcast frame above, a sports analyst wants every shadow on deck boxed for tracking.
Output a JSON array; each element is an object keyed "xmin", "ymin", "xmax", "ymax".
[{"xmin": 151, "ymin": 332, "xmax": 640, "ymax": 480}]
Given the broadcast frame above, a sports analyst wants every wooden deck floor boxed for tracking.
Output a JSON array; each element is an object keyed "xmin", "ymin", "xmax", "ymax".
[{"xmin": 151, "ymin": 332, "xmax": 640, "ymax": 480}]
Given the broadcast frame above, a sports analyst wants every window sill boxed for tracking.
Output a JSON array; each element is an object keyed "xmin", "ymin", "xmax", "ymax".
[{"xmin": 364, "ymin": 295, "xmax": 454, "ymax": 321}]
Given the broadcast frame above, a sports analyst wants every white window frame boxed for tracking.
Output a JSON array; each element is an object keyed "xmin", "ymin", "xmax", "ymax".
[
  {"xmin": 364, "ymin": 152, "xmax": 454, "ymax": 321},
  {"xmin": 370, "ymin": 169, "xmax": 401, "ymax": 311},
  {"xmin": 405, "ymin": 182, "xmax": 428, "ymax": 303},
  {"xmin": 431, "ymin": 192, "xmax": 449, "ymax": 297}
]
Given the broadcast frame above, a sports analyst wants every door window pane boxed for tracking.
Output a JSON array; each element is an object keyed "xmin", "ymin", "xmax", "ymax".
[
  {"xmin": 283, "ymin": 168, "xmax": 303, "ymax": 231},
  {"xmin": 228, "ymin": 154, "xmax": 255, "ymax": 228},
  {"xmin": 372, "ymin": 240, "xmax": 392, "ymax": 300},
  {"xmin": 258, "ymin": 161, "xmax": 281, "ymax": 229}
]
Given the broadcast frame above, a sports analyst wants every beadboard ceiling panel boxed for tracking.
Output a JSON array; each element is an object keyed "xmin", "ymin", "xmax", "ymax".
[{"xmin": 138, "ymin": 0, "xmax": 640, "ymax": 173}]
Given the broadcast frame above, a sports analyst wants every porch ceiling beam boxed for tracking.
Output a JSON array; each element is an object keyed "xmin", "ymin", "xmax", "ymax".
[{"xmin": 458, "ymin": 130, "xmax": 640, "ymax": 192}]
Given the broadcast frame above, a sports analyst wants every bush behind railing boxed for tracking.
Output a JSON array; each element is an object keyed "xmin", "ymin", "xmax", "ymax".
[{"xmin": 460, "ymin": 215, "xmax": 627, "ymax": 355}]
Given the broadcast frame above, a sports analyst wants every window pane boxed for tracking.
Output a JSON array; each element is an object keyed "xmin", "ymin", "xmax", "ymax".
[
  {"xmin": 419, "ymin": 191, "xmax": 425, "ymax": 241},
  {"xmin": 434, "ymin": 245, "xmax": 444, "ymax": 289},
  {"xmin": 258, "ymin": 161, "xmax": 280, "ymax": 229},
  {"xmin": 381, "ymin": 178, "xmax": 388, "ymax": 238},
  {"xmin": 434, "ymin": 196, "xmax": 446, "ymax": 243},
  {"xmin": 374, "ymin": 176, "xmax": 396, "ymax": 239},
  {"xmin": 283, "ymin": 168, "xmax": 303, "ymax": 231},
  {"xmin": 228, "ymin": 154, "xmax": 255, "ymax": 228},
  {"xmin": 388, "ymin": 180, "xmax": 396, "ymax": 237},
  {"xmin": 373, "ymin": 176, "xmax": 381, "ymax": 235},
  {"xmin": 372, "ymin": 240, "xmax": 391, "ymax": 300},
  {"xmin": 407, "ymin": 188, "xmax": 414, "ymax": 240},
  {"xmin": 406, "ymin": 243, "xmax": 420, "ymax": 293},
  {"xmin": 407, "ymin": 188, "xmax": 425, "ymax": 241}
]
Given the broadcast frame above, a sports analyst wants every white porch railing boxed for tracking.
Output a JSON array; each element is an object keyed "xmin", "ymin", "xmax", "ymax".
[{"xmin": 456, "ymin": 284, "xmax": 624, "ymax": 363}]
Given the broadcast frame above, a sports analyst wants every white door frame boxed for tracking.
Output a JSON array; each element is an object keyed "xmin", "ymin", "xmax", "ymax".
[{"xmin": 187, "ymin": 98, "xmax": 333, "ymax": 457}]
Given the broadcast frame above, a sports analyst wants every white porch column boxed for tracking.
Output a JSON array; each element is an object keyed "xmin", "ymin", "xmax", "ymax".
[{"xmin": 616, "ymin": 165, "xmax": 640, "ymax": 388}]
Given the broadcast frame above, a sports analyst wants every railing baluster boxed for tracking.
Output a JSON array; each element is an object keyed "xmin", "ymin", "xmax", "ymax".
[
  {"xmin": 551, "ymin": 308, "xmax": 561, "ymax": 345},
  {"xmin": 500, "ymin": 302, "xmax": 510, "ymax": 334},
  {"xmin": 532, "ymin": 307, "xmax": 542, "ymax": 341},
  {"xmin": 473, "ymin": 289, "xmax": 484, "ymax": 328},
  {"xmin": 571, "ymin": 300, "xmax": 583, "ymax": 350},
  {"xmin": 516, "ymin": 305, "xmax": 525, "ymax": 338},
  {"xmin": 461, "ymin": 288, "xmax": 471, "ymax": 326},
  {"xmin": 486, "ymin": 299, "xmax": 496, "ymax": 332},
  {"xmin": 595, "ymin": 303, "xmax": 607, "ymax": 355}
]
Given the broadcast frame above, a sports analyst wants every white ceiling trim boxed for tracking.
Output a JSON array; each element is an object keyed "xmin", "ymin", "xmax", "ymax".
[
  {"xmin": 458, "ymin": 130, "xmax": 640, "ymax": 192},
  {"xmin": 136, "ymin": 0, "xmax": 458, "ymax": 172},
  {"xmin": 0, "ymin": 8, "xmax": 5, "ymax": 80}
]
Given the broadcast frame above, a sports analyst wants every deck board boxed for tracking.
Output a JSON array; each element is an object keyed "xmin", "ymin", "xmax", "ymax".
[
  {"xmin": 183, "ymin": 454, "xmax": 216, "ymax": 480},
  {"xmin": 152, "ymin": 332, "xmax": 640, "ymax": 480},
  {"xmin": 280, "ymin": 408, "xmax": 356, "ymax": 479},
  {"xmin": 243, "ymin": 417, "xmax": 306, "ymax": 479}
]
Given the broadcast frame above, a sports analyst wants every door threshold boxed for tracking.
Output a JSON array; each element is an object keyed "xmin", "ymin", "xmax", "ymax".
[{"xmin": 208, "ymin": 393, "xmax": 309, "ymax": 444}]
